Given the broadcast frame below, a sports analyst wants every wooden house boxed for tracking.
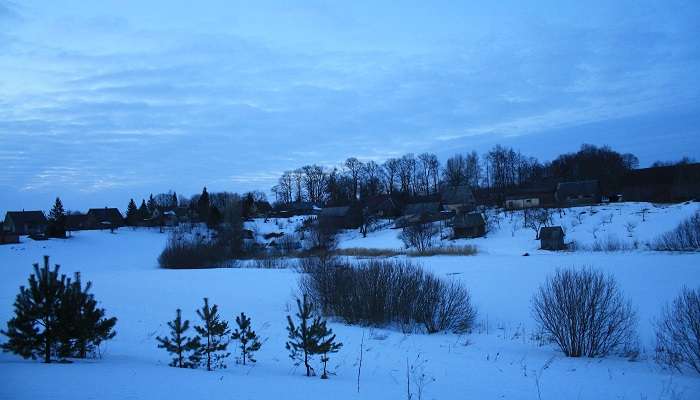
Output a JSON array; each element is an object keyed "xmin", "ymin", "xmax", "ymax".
[
  {"xmin": 394, "ymin": 202, "xmax": 442, "ymax": 228},
  {"xmin": 555, "ymin": 180, "xmax": 601, "ymax": 207},
  {"xmin": 3, "ymin": 211, "xmax": 48, "ymax": 235},
  {"xmin": 441, "ymin": 185, "xmax": 476, "ymax": 213},
  {"xmin": 318, "ymin": 205, "xmax": 363, "ymax": 229},
  {"xmin": 86, "ymin": 208, "xmax": 124, "ymax": 230}
]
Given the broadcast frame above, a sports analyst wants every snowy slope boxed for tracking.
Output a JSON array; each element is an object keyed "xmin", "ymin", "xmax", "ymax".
[{"xmin": 1, "ymin": 203, "xmax": 700, "ymax": 399}]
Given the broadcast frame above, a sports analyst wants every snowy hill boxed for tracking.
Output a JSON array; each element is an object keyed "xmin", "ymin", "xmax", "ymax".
[{"xmin": 1, "ymin": 202, "xmax": 700, "ymax": 399}]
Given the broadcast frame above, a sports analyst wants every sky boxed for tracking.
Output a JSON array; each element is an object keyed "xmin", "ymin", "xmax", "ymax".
[{"xmin": 1, "ymin": 0, "xmax": 699, "ymax": 214}]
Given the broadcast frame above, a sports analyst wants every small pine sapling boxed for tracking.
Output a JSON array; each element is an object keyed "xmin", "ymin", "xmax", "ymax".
[
  {"xmin": 194, "ymin": 298, "xmax": 230, "ymax": 371},
  {"xmin": 286, "ymin": 295, "xmax": 316, "ymax": 376},
  {"xmin": 315, "ymin": 319, "xmax": 342, "ymax": 379},
  {"xmin": 231, "ymin": 312, "xmax": 262, "ymax": 365},
  {"xmin": 156, "ymin": 309, "xmax": 201, "ymax": 368}
]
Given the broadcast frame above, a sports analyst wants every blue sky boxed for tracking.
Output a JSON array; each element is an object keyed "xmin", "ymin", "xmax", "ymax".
[{"xmin": 1, "ymin": 0, "xmax": 699, "ymax": 214}]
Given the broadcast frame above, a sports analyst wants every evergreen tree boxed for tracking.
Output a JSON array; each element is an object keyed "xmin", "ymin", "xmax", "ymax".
[
  {"xmin": 126, "ymin": 198, "xmax": 139, "ymax": 226},
  {"xmin": 194, "ymin": 298, "xmax": 230, "ymax": 371},
  {"xmin": 231, "ymin": 312, "xmax": 262, "ymax": 365},
  {"xmin": 1, "ymin": 256, "xmax": 67, "ymax": 363},
  {"xmin": 48, "ymin": 197, "xmax": 66, "ymax": 238},
  {"xmin": 156, "ymin": 309, "xmax": 201, "ymax": 368},
  {"xmin": 171, "ymin": 192, "xmax": 178, "ymax": 210},
  {"xmin": 197, "ymin": 187, "xmax": 210, "ymax": 222},
  {"xmin": 56, "ymin": 272, "xmax": 117, "ymax": 358},
  {"xmin": 138, "ymin": 199, "xmax": 150, "ymax": 221},
  {"xmin": 147, "ymin": 194, "xmax": 157, "ymax": 214},
  {"xmin": 207, "ymin": 205, "xmax": 222, "ymax": 228},
  {"xmin": 286, "ymin": 295, "xmax": 343, "ymax": 378},
  {"xmin": 315, "ymin": 318, "xmax": 342, "ymax": 379}
]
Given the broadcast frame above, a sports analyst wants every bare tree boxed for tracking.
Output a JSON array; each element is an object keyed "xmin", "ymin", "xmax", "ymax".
[
  {"xmin": 523, "ymin": 208, "xmax": 553, "ymax": 239},
  {"xmin": 398, "ymin": 154, "xmax": 416, "ymax": 195},
  {"xmin": 383, "ymin": 158, "xmax": 401, "ymax": 195},
  {"xmin": 345, "ymin": 157, "xmax": 364, "ymax": 201},
  {"xmin": 655, "ymin": 287, "xmax": 700, "ymax": 374},
  {"xmin": 531, "ymin": 268, "xmax": 637, "ymax": 357},
  {"xmin": 399, "ymin": 223, "xmax": 439, "ymax": 253}
]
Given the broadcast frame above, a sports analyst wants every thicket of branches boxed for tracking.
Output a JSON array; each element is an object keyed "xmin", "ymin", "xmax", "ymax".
[
  {"xmin": 531, "ymin": 268, "xmax": 637, "ymax": 358},
  {"xmin": 299, "ymin": 258, "xmax": 476, "ymax": 334},
  {"xmin": 652, "ymin": 211, "xmax": 700, "ymax": 251},
  {"xmin": 399, "ymin": 223, "xmax": 439, "ymax": 252},
  {"xmin": 655, "ymin": 287, "xmax": 700, "ymax": 374}
]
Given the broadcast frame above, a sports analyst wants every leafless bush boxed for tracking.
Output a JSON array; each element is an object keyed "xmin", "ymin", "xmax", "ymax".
[
  {"xmin": 652, "ymin": 212, "xmax": 700, "ymax": 251},
  {"xmin": 655, "ymin": 287, "xmax": 700, "ymax": 374},
  {"xmin": 158, "ymin": 235, "xmax": 233, "ymax": 269},
  {"xmin": 589, "ymin": 235, "xmax": 635, "ymax": 252},
  {"xmin": 399, "ymin": 223, "xmax": 439, "ymax": 252},
  {"xmin": 531, "ymin": 268, "xmax": 637, "ymax": 357},
  {"xmin": 307, "ymin": 219, "xmax": 338, "ymax": 251},
  {"xmin": 300, "ymin": 258, "xmax": 476, "ymax": 334}
]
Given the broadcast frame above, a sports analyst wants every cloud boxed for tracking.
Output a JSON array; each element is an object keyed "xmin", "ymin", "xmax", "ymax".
[{"xmin": 0, "ymin": 0, "xmax": 699, "ymax": 213}]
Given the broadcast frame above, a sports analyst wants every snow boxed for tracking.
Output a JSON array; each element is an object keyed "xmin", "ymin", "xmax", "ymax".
[{"xmin": 2, "ymin": 202, "xmax": 700, "ymax": 399}]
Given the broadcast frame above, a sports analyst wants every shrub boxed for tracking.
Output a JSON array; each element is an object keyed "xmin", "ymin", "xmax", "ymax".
[
  {"xmin": 300, "ymin": 258, "xmax": 476, "ymax": 334},
  {"xmin": 158, "ymin": 235, "xmax": 232, "ymax": 269},
  {"xmin": 652, "ymin": 211, "xmax": 700, "ymax": 251},
  {"xmin": 399, "ymin": 223, "xmax": 439, "ymax": 252},
  {"xmin": 531, "ymin": 268, "xmax": 637, "ymax": 357},
  {"xmin": 655, "ymin": 287, "xmax": 700, "ymax": 374}
]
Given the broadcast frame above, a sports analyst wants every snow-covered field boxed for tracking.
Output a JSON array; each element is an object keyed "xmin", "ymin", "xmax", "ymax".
[{"xmin": 2, "ymin": 202, "xmax": 700, "ymax": 399}]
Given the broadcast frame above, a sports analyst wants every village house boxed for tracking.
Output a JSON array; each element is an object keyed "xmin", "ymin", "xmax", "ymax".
[
  {"xmin": 364, "ymin": 194, "xmax": 400, "ymax": 219},
  {"xmin": 86, "ymin": 207, "xmax": 124, "ymax": 230},
  {"xmin": 441, "ymin": 184, "xmax": 476, "ymax": 214},
  {"xmin": 65, "ymin": 213, "xmax": 89, "ymax": 232},
  {"xmin": 539, "ymin": 226, "xmax": 566, "ymax": 250},
  {"xmin": 318, "ymin": 205, "xmax": 363, "ymax": 230},
  {"xmin": 503, "ymin": 186, "xmax": 555, "ymax": 210},
  {"xmin": 394, "ymin": 202, "xmax": 443, "ymax": 228},
  {"xmin": 555, "ymin": 180, "xmax": 601, "ymax": 207},
  {"xmin": 452, "ymin": 213, "xmax": 486, "ymax": 239},
  {"xmin": 2, "ymin": 211, "xmax": 48, "ymax": 235}
]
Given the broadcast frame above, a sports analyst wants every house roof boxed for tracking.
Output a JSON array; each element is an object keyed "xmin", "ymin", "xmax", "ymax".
[
  {"xmin": 453, "ymin": 213, "xmax": 485, "ymax": 228},
  {"xmin": 403, "ymin": 202, "xmax": 441, "ymax": 216},
  {"xmin": 539, "ymin": 226, "xmax": 564, "ymax": 240},
  {"xmin": 87, "ymin": 208, "xmax": 124, "ymax": 223},
  {"xmin": 441, "ymin": 185, "xmax": 476, "ymax": 205},
  {"xmin": 319, "ymin": 206, "xmax": 350, "ymax": 217},
  {"xmin": 5, "ymin": 211, "xmax": 47, "ymax": 225},
  {"xmin": 556, "ymin": 180, "xmax": 599, "ymax": 198}
]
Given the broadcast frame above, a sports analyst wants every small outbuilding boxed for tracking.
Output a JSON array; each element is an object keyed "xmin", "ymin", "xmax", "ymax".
[
  {"xmin": 441, "ymin": 185, "xmax": 476, "ymax": 213},
  {"xmin": 452, "ymin": 213, "xmax": 486, "ymax": 239},
  {"xmin": 539, "ymin": 226, "xmax": 565, "ymax": 250},
  {"xmin": 0, "ymin": 230, "xmax": 20, "ymax": 244}
]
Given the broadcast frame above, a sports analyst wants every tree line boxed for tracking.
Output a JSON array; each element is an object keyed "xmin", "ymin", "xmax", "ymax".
[{"xmin": 271, "ymin": 144, "xmax": 642, "ymax": 205}]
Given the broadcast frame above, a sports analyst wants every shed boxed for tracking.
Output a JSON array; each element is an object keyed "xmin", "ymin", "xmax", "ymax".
[
  {"xmin": 364, "ymin": 195, "xmax": 400, "ymax": 218},
  {"xmin": 539, "ymin": 226, "xmax": 565, "ymax": 250},
  {"xmin": 0, "ymin": 230, "xmax": 20, "ymax": 244},
  {"xmin": 452, "ymin": 213, "xmax": 486, "ymax": 239},
  {"xmin": 3, "ymin": 211, "xmax": 48, "ymax": 235}
]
